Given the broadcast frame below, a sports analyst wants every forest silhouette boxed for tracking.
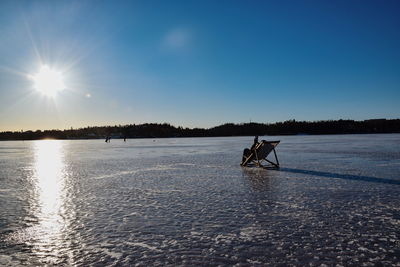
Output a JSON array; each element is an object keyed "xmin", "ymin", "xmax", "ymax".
[{"xmin": 0, "ymin": 119, "xmax": 399, "ymax": 140}]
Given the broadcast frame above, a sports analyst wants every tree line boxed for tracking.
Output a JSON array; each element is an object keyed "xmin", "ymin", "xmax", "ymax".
[{"xmin": 0, "ymin": 119, "xmax": 399, "ymax": 141}]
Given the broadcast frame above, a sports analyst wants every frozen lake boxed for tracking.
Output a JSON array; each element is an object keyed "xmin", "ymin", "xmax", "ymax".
[{"xmin": 1, "ymin": 134, "xmax": 400, "ymax": 266}]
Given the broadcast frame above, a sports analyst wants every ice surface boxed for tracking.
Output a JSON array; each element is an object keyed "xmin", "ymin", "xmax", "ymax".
[{"xmin": 0, "ymin": 134, "xmax": 399, "ymax": 265}]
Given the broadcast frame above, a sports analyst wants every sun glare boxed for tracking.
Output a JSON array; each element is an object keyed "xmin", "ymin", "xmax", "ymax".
[{"xmin": 30, "ymin": 65, "xmax": 65, "ymax": 98}]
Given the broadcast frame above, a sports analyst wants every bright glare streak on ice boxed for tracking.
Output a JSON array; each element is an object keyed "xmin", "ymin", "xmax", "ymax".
[{"xmin": 32, "ymin": 140, "xmax": 67, "ymax": 253}]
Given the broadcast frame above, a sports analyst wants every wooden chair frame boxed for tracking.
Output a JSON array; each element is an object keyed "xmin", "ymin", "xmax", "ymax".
[{"xmin": 241, "ymin": 140, "xmax": 280, "ymax": 169}]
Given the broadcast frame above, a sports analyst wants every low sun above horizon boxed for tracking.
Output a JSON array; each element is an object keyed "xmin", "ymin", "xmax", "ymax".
[{"xmin": 29, "ymin": 65, "xmax": 66, "ymax": 98}]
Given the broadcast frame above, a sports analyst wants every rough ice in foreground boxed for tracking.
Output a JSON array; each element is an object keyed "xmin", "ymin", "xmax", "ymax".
[{"xmin": 0, "ymin": 134, "xmax": 399, "ymax": 266}]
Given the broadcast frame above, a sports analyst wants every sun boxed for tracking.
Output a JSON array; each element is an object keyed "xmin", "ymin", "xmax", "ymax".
[{"xmin": 30, "ymin": 65, "xmax": 66, "ymax": 98}]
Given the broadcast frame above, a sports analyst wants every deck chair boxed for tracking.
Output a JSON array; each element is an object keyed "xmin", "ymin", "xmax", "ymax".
[{"xmin": 241, "ymin": 140, "xmax": 280, "ymax": 168}]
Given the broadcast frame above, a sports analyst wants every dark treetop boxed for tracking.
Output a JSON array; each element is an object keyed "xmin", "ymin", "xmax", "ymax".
[{"xmin": 1, "ymin": 119, "xmax": 399, "ymax": 141}]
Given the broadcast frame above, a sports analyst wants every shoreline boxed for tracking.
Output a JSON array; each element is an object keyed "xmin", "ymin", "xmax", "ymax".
[
  {"xmin": 1, "ymin": 119, "xmax": 399, "ymax": 141},
  {"xmin": 1, "ymin": 132, "xmax": 399, "ymax": 142}
]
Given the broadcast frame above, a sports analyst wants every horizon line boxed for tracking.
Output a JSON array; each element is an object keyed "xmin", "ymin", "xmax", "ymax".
[{"xmin": 1, "ymin": 118, "xmax": 396, "ymax": 133}]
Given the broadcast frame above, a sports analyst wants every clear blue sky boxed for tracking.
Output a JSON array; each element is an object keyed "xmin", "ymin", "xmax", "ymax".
[{"xmin": 0, "ymin": 0, "xmax": 399, "ymax": 131}]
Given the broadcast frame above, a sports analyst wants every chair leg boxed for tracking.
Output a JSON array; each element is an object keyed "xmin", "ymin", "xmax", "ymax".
[
  {"xmin": 265, "ymin": 159, "xmax": 279, "ymax": 168},
  {"xmin": 254, "ymin": 150, "xmax": 261, "ymax": 167},
  {"xmin": 273, "ymin": 148, "xmax": 280, "ymax": 167},
  {"xmin": 241, "ymin": 151, "xmax": 255, "ymax": 166},
  {"xmin": 264, "ymin": 148, "xmax": 279, "ymax": 168}
]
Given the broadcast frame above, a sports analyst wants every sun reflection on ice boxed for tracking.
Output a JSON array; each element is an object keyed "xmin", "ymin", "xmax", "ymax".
[
  {"xmin": 31, "ymin": 140, "xmax": 69, "ymax": 262},
  {"xmin": 34, "ymin": 140, "xmax": 64, "ymax": 214}
]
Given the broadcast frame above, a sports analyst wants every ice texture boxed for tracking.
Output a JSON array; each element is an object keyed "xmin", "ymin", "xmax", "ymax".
[{"xmin": 0, "ymin": 134, "xmax": 399, "ymax": 266}]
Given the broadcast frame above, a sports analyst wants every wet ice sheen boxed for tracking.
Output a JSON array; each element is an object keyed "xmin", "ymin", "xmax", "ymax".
[{"xmin": 0, "ymin": 134, "xmax": 399, "ymax": 266}]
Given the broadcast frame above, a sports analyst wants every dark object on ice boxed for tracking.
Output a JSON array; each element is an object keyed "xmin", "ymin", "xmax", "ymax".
[
  {"xmin": 251, "ymin": 135, "xmax": 259, "ymax": 151},
  {"xmin": 241, "ymin": 140, "xmax": 280, "ymax": 168},
  {"xmin": 253, "ymin": 135, "xmax": 259, "ymax": 145}
]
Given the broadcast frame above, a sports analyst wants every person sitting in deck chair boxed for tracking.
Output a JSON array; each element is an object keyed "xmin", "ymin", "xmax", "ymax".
[
  {"xmin": 241, "ymin": 137, "xmax": 280, "ymax": 168},
  {"xmin": 251, "ymin": 135, "xmax": 259, "ymax": 150},
  {"xmin": 242, "ymin": 136, "xmax": 259, "ymax": 164}
]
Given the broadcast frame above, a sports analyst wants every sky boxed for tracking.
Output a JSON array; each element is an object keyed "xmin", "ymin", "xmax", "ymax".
[{"xmin": 0, "ymin": 0, "xmax": 399, "ymax": 131}]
